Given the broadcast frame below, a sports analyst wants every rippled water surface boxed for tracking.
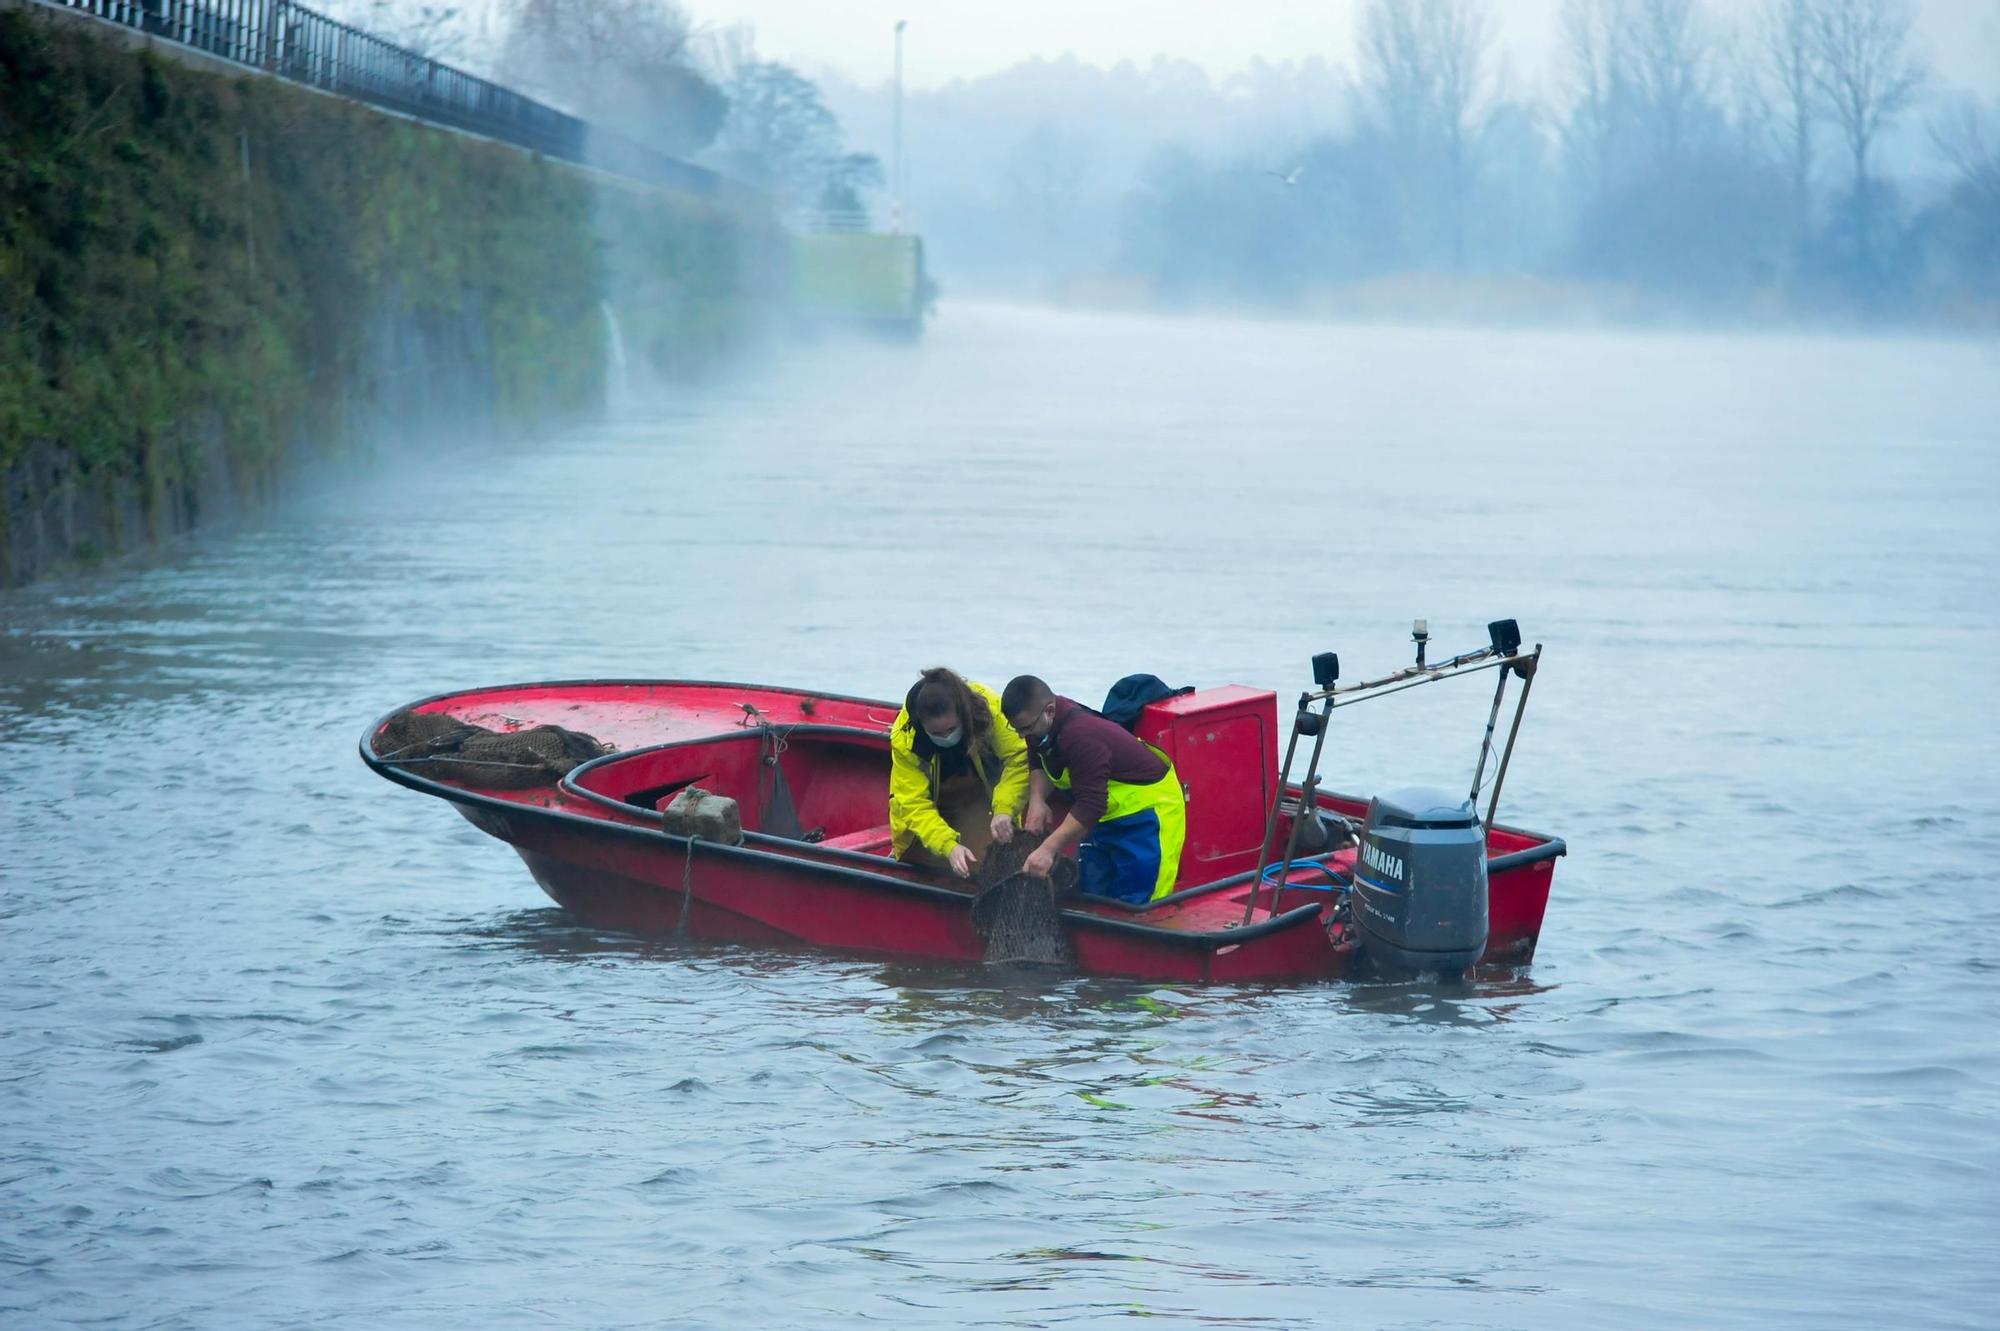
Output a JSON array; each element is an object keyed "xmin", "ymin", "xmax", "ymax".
[{"xmin": 4, "ymin": 305, "xmax": 1998, "ymax": 1329}]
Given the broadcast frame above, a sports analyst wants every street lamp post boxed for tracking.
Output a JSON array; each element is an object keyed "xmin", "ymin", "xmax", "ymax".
[{"xmin": 891, "ymin": 19, "xmax": 907, "ymax": 234}]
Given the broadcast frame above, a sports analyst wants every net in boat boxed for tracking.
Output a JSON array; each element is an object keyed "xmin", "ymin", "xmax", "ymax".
[
  {"xmin": 971, "ymin": 834, "xmax": 1076, "ymax": 969},
  {"xmin": 374, "ymin": 710, "xmax": 610, "ymax": 789}
]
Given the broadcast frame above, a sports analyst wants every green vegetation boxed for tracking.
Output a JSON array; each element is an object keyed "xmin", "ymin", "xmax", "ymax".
[
  {"xmin": 0, "ymin": 8, "xmax": 784, "ymax": 578},
  {"xmin": 599, "ymin": 179, "xmax": 789, "ymax": 381}
]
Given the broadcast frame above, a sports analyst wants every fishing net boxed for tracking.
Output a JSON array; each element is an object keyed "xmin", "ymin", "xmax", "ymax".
[
  {"xmin": 374, "ymin": 709, "xmax": 610, "ymax": 789},
  {"xmin": 971, "ymin": 834, "xmax": 1077, "ymax": 968}
]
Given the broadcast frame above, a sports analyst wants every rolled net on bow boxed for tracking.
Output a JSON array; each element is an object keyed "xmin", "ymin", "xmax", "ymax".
[{"xmin": 375, "ymin": 710, "xmax": 610, "ymax": 789}]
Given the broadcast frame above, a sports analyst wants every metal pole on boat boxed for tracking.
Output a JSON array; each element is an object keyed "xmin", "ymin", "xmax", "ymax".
[
  {"xmin": 1266, "ymin": 694, "xmax": 1335, "ymax": 921},
  {"xmin": 1241, "ymin": 651, "xmax": 1338, "ymax": 927},
  {"xmin": 1467, "ymin": 619, "xmax": 1524, "ymax": 807},
  {"xmin": 1468, "ymin": 666, "xmax": 1511, "ymax": 807},
  {"xmin": 1242, "ymin": 695, "xmax": 1311, "ymax": 927},
  {"xmin": 1483, "ymin": 645, "xmax": 1541, "ymax": 837}
]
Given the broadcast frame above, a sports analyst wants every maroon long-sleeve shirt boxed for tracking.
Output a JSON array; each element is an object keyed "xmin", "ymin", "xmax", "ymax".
[{"xmin": 1036, "ymin": 697, "xmax": 1168, "ymax": 827}]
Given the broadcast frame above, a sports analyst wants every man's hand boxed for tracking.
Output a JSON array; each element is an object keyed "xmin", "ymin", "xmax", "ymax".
[
  {"xmin": 948, "ymin": 844, "xmax": 979, "ymax": 879},
  {"xmin": 1023, "ymin": 843, "xmax": 1057, "ymax": 879},
  {"xmin": 1023, "ymin": 800, "xmax": 1054, "ymax": 835},
  {"xmin": 990, "ymin": 813, "xmax": 1015, "ymax": 844}
]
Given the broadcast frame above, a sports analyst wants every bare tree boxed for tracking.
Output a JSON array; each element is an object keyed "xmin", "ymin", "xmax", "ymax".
[
  {"xmin": 1808, "ymin": 0, "xmax": 1927, "ymax": 256},
  {"xmin": 697, "ymin": 28, "xmax": 876, "ymax": 219},
  {"xmin": 1003, "ymin": 122, "xmax": 1097, "ymax": 282},
  {"xmin": 694, "ymin": 21, "xmax": 758, "ymax": 96},
  {"xmin": 710, "ymin": 60, "xmax": 844, "ymax": 209},
  {"xmin": 1924, "ymin": 96, "xmax": 2000, "ymax": 294},
  {"xmin": 1559, "ymin": 0, "xmax": 1626, "ymax": 191},
  {"xmin": 1616, "ymin": 0, "xmax": 1716, "ymax": 162},
  {"xmin": 1358, "ymin": 0, "xmax": 1495, "ymax": 268},
  {"xmin": 328, "ymin": 1, "xmax": 468, "ymax": 60},
  {"xmin": 499, "ymin": 0, "xmax": 725, "ymax": 156},
  {"xmin": 1560, "ymin": 0, "xmax": 1718, "ymax": 175},
  {"xmin": 1930, "ymin": 97, "xmax": 2000, "ymax": 196},
  {"xmin": 1759, "ymin": 0, "xmax": 1824, "ymax": 246}
]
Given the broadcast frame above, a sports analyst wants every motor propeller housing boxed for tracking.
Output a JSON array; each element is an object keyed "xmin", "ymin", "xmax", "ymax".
[{"xmin": 1349, "ymin": 785, "xmax": 1489, "ymax": 977}]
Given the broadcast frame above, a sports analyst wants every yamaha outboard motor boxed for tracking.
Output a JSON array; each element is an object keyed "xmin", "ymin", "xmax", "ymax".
[{"xmin": 1350, "ymin": 785, "xmax": 1488, "ymax": 977}]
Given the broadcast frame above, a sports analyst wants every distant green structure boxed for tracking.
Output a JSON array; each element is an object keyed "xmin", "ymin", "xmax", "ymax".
[{"xmin": 793, "ymin": 233, "xmax": 928, "ymax": 336}]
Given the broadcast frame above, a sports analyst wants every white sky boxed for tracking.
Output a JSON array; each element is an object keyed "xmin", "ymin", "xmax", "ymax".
[{"xmin": 679, "ymin": 0, "xmax": 1999, "ymax": 95}]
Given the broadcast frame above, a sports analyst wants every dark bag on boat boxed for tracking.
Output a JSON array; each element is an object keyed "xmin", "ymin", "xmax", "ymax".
[{"xmin": 1100, "ymin": 674, "xmax": 1195, "ymax": 732}]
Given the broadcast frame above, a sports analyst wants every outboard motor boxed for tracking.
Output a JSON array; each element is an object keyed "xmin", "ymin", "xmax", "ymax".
[{"xmin": 1349, "ymin": 785, "xmax": 1488, "ymax": 977}]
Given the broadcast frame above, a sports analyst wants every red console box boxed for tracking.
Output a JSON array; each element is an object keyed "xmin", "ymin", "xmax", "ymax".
[{"xmin": 1134, "ymin": 686, "xmax": 1279, "ymax": 889}]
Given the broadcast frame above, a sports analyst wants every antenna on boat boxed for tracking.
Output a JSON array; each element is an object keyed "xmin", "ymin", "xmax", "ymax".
[
  {"xmin": 1467, "ymin": 621, "xmax": 1516, "ymax": 804},
  {"xmin": 1467, "ymin": 620, "xmax": 1543, "ymax": 836},
  {"xmin": 1483, "ymin": 640, "xmax": 1541, "ymax": 835},
  {"xmin": 1241, "ymin": 651, "xmax": 1339, "ymax": 927}
]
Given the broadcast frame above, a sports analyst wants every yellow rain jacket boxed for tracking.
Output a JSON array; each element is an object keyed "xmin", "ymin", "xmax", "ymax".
[{"xmin": 889, "ymin": 680, "xmax": 1030, "ymax": 858}]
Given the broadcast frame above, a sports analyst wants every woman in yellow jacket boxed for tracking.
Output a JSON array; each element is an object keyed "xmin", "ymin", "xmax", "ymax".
[{"xmin": 890, "ymin": 667, "xmax": 1030, "ymax": 879}]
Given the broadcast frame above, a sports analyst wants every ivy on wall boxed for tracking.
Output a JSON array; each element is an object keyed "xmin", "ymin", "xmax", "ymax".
[{"xmin": 0, "ymin": 8, "xmax": 784, "ymax": 560}]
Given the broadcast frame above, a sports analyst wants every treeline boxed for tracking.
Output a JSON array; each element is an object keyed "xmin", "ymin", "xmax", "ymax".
[{"xmin": 1120, "ymin": 0, "xmax": 1997, "ymax": 320}]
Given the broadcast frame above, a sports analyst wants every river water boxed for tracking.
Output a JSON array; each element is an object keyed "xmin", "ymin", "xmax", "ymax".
[{"xmin": 3, "ymin": 304, "xmax": 1997, "ymax": 1329}]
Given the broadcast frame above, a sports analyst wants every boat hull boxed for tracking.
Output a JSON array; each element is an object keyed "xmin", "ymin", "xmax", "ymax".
[{"xmin": 461, "ymin": 801, "xmax": 1350, "ymax": 982}]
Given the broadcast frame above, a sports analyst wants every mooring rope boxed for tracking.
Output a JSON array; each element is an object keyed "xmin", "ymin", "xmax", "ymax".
[{"xmin": 676, "ymin": 833, "xmax": 701, "ymax": 939}]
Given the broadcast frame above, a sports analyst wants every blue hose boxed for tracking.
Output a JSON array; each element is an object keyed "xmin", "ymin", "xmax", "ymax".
[{"xmin": 1259, "ymin": 855, "xmax": 1352, "ymax": 892}]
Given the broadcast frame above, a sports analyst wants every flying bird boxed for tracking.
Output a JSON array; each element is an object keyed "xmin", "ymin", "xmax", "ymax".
[{"xmin": 1267, "ymin": 167, "xmax": 1304, "ymax": 186}]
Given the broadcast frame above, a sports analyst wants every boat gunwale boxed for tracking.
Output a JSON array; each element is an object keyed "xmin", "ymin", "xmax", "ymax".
[
  {"xmin": 370, "ymin": 676, "xmax": 900, "ymax": 719},
  {"xmin": 362, "ymin": 679, "xmax": 1570, "ymax": 847},
  {"xmin": 559, "ymin": 730, "xmax": 1567, "ymax": 916},
  {"xmin": 557, "ymin": 727, "xmax": 1341, "ymax": 913}
]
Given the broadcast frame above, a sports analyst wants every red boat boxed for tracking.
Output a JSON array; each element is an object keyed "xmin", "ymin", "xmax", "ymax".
[{"xmin": 361, "ymin": 626, "xmax": 1565, "ymax": 982}]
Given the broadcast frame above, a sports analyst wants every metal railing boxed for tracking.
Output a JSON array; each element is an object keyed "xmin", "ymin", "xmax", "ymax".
[
  {"xmin": 805, "ymin": 207, "xmax": 874, "ymax": 234},
  {"xmin": 47, "ymin": 0, "xmax": 728, "ymax": 197}
]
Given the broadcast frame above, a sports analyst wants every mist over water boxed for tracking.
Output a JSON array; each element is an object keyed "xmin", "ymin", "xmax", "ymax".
[{"xmin": 3, "ymin": 305, "xmax": 1998, "ymax": 1328}]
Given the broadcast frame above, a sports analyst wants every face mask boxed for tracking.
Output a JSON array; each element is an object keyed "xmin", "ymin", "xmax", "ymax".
[{"xmin": 925, "ymin": 726, "xmax": 963, "ymax": 749}]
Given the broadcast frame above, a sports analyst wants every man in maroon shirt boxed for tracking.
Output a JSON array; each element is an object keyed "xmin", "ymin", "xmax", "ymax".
[{"xmin": 1002, "ymin": 675, "xmax": 1187, "ymax": 904}]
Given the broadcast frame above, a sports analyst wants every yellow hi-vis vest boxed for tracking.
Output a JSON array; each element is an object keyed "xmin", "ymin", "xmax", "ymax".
[{"xmin": 1042, "ymin": 742, "xmax": 1186, "ymax": 902}]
